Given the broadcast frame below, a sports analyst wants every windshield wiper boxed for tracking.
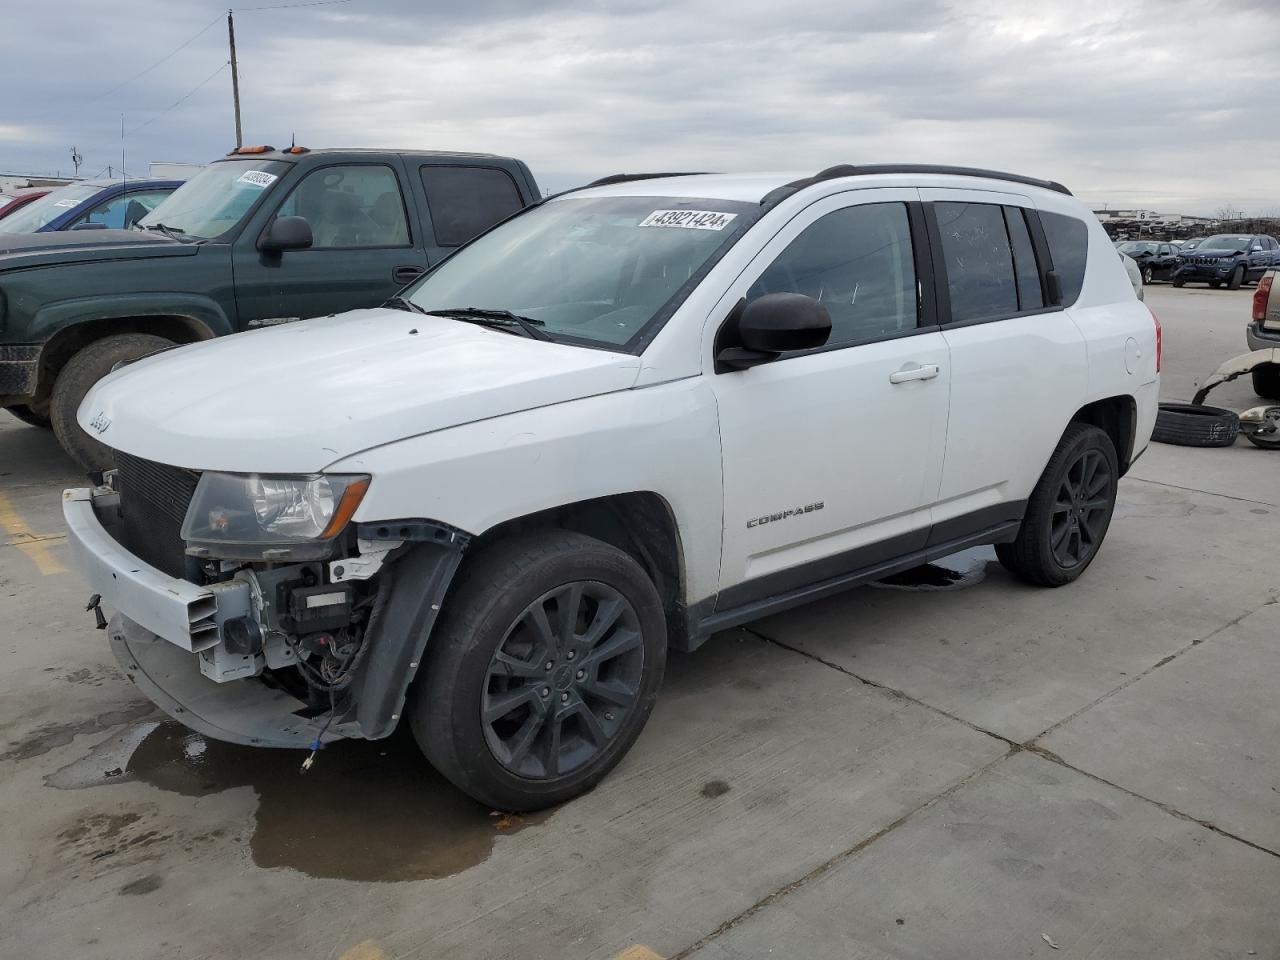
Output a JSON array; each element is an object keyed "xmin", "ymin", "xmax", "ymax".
[
  {"xmin": 431, "ymin": 306, "xmax": 554, "ymax": 342},
  {"xmin": 139, "ymin": 222, "xmax": 194, "ymax": 243},
  {"xmin": 384, "ymin": 295, "xmax": 430, "ymax": 315}
]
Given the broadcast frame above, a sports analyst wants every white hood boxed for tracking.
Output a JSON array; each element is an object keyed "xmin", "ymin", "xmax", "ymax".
[{"xmin": 80, "ymin": 308, "xmax": 642, "ymax": 473}]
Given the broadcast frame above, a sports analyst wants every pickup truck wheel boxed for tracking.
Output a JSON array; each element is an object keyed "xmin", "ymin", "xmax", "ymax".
[
  {"xmin": 1227, "ymin": 266, "xmax": 1245, "ymax": 290},
  {"xmin": 995, "ymin": 423, "xmax": 1118, "ymax": 587},
  {"xmin": 6, "ymin": 405, "xmax": 51, "ymax": 429},
  {"xmin": 50, "ymin": 334, "xmax": 175, "ymax": 470},
  {"xmin": 411, "ymin": 530, "xmax": 667, "ymax": 811},
  {"xmin": 1252, "ymin": 363, "xmax": 1280, "ymax": 400}
]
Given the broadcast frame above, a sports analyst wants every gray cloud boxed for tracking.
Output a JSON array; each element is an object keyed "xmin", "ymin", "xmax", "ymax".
[{"xmin": 3, "ymin": 0, "xmax": 1277, "ymax": 214}]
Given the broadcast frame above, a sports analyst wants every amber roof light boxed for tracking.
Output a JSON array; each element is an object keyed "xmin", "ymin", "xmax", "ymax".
[{"xmin": 227, "ymin": 145, "xmax": 275, "ymax": 155}]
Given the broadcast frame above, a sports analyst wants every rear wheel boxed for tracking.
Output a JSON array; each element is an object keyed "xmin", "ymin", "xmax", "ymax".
[
  {"xmin": 50, "ymin": 334, "xmax": 175, "ymax": 471},
  {"xmin": 996, "ymin": 424, "xmax": 1119, "ymax": 587},
  {"xmin": 1252, "ymin": 364, "xmax": 1280, "ymax": 400},
  {"xmin": 1227, "ymin": 265, "xmax": 1245, "ymax": 290},
  {"xmin": 411, "ymin": 530, "xmax": 667, "ymax": 810},
  {"xmin": 6, "ymin": 404, "xmax": 51, "ymax": 429},
  {"xmin": 1141, "ymin": 265, "xmax": 1153, "ymax": 285}
]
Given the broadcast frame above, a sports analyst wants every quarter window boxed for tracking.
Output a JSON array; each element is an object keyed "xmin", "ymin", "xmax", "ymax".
[
  {"xmin": 1039, "ymin": 210, "xmax": 1089, "ymax": 307},
  {"xmin": 421, "ymin": 165, "xmax": 524, "ymax": 247},
  {"xmin": 747, "ymin": 202, "xmax": 918, "ymax": 346},
  {"xmin": 276, "ymin": 164, "xmax": 409, "ymax": 248},
  {"xmin": 935, "ymin": 202, "xmax": 1018, "ymax": 323}
]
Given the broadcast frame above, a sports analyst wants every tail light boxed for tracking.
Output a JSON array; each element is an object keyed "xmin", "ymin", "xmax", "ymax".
[
  {"xmin": 1150, "ymin": 306, "xmax": 1162, "ymax": 373},
  {"xmin": 1253, "ymin": 275, "xmax": 1273, "ymax": 322}
]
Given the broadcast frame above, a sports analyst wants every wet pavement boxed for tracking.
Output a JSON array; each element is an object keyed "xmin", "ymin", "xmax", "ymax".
[{"xmin": 2, "ymin": 286, "xmax": 1279, "ymax": 959}]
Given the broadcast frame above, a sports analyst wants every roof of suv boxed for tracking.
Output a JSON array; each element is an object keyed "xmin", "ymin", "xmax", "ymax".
[{"xmin": 567, "ymin": 164, "xmax": 1073, "ymax": 206}]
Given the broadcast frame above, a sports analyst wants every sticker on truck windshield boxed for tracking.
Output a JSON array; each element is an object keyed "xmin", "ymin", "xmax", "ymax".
[
  {"xmin": 237, "ymin": 170, "xmax": 278, "ymax": 189},
  {"xmin": 639, "ymin": 209, "xmax": 737, "ymax": 231}
]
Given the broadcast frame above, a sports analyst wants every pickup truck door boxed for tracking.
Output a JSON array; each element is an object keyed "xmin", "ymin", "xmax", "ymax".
[
  {"xmin": 231, "ymin": 159, "xmax": 428, "ymax": 328},
  {"xmin": 710, "ymin": 189, "xmax": 951, "ymax": 608}
]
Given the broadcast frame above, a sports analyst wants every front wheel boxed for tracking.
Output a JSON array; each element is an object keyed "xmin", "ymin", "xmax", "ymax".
[
  {"xmin": 996, "ymin": 424, "xmax": 1119, "ymax": 587},
  {"xmin": 50, "ymin": 334, "xmax": 175, "ymax": 470},
  {"xmin": 1227, "ymin": 265, "xmax": 1245, "ymax": 290},
  {"xmin": 411, "ymin": 530, "xmax": 667, "ymax": 810},
  {"xmin": 1172, "ymin": 275, "xmax": 1186, "ymax": 288}
]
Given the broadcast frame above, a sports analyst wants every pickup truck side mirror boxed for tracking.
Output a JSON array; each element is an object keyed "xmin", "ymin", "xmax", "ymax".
[
  {"xmin": 716, "ymin": 293, "xmax": 832, "ymax": 372},
  {"xmin": 259, "ymin": 216, "xmax": 313, "ymax": 254}
]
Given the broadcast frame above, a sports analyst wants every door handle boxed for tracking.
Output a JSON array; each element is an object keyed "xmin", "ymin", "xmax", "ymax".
[
  {"xmin": 392, "ymin": 264, "xmax": 426, "ymax": 284},
  {"xmin": 889, "ymin": 363, "xmax": 941, "ymax": 384}
]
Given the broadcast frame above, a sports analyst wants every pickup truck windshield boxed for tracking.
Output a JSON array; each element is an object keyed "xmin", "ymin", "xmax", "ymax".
[
  {"xmin": 406, "ymin": 195, "xmax": 757, "ymax": 350},
  {"xmin": 0, "ymin": 182, "xmax": 101, "ymax": 233},
  {"xmin": 138, "ymin": 159, "xmax": 289, "ymax": 240}
]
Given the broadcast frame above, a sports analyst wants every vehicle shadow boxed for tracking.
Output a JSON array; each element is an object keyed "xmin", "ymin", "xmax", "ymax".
[{"xmin": 0, "ymin": 414, "xmax": 83, "ymax": 488}]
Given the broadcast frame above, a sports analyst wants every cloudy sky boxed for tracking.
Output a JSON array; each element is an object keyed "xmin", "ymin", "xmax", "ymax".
[{"xmin": 5, "ymin": 0, "xmax": 1277, "ymax": 215}]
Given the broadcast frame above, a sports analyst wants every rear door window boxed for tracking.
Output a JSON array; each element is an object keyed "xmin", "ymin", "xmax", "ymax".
[
  {"xmin": 420, "ymin": 165, "xmax": 524, "ymax": 247},
  {"xmin": 1039, "ymin": 211, "xmax": 1089, "ymax": 307},
  {"xmin": 935, "ymin": 202, "xmax": 1019, "ymax": 323}
]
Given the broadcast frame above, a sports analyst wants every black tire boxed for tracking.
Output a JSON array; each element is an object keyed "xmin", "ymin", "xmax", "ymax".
[
  {"xmin": 1151, "ymin": 401, "xmax": 1239, "ymax": 447},
  {"xmin": 996, "ymin": 423, "xmax": 1119, "ymax": 587},
  {"xmin": 50, "ymin": 334, "xmax": 174, "ymax": 470},
  {"xmin": 411, "ymin": 530, "xmax": 667, "ymax": 811},
  {"xmin": 1141, "ymin": 265, "xmax": 1153, "ymax": 285},
  {"xmin": 6, "ymin": 404, "xmax": 52, "ymax": 429},
  {"xmin": 1252, "ymin": 363, "xmax": 1280, "ymax": 401},
  {"xmin": 1172, "ymin": 275, "xmax": 1186, "ymax": 288},
  {"xmin": 1209, "ymin": 280, "xmax": 1223, "ymax": 289},
  {"xmin": 1227, "ymin": 265, "xmax": 1245, "ymax": 290}
]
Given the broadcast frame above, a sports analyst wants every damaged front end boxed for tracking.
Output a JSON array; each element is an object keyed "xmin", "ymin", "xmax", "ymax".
[{"xmin": 63, "ymin": 458, "xmax": 469, "ymax": 749}]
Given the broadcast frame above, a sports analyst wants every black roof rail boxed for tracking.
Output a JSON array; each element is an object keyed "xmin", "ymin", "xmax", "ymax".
[
  {"xmin": 583, "ymin": 171, "xmax": 711, "ymax": 188},
  {"xmin": 760, "ymin": 164, "xmax": 1073, "ymax": 207}
]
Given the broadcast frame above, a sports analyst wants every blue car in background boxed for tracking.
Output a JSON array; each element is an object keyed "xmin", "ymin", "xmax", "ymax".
[{"xmin": 0, "ymin": 177, "xmax": 182, "ymax": 234}]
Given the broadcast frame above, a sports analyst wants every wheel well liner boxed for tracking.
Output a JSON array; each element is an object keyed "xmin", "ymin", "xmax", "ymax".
[
  {"xmin": 468, "ymin": 493, "xmax": 691, "ymax": 650},
  {"xmin": 34, "ymin": 315, "xmax": 215, "ymax": 401},
  {"xmin": 1071, "ymin": 395, "xmax": 1138, "ymax": 474}
]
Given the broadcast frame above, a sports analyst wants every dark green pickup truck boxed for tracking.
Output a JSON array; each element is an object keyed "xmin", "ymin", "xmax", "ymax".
[{"xmin": 0, "ymin": 147, "xmax": 540, "ymax": 468}]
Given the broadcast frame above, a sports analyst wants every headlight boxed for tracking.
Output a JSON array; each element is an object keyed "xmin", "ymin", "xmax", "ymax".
[{"xmin": 181, "ymin": 472, "xmax": 370, "ymax": 560}]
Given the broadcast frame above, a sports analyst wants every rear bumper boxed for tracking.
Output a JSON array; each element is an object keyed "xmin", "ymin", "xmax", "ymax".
[
  {"xmin": 0, "ymin": 344, "xmax": 39, "ymax": 403},
  {"xmin": 1247, "ymin": 321, "xmax": 1280, "ymax": 352}
]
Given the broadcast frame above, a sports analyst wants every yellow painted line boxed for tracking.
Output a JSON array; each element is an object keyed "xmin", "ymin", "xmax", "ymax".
[
  {"xmin": 616, "ymin": 947, "xmax": 664, "ymax": 960},
  {"xmin": 338, "ymin": 942, "xmax": 387, "ymax": 960},
  {"xmin": 0, "ymin": 491, "xmax": 68, "ymax": 575}
]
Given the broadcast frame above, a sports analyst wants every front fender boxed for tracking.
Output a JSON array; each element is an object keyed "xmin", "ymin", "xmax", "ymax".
[
  {"xmin": 30, "ymin": 292, "xmax": 233, "ymax": 342},
  {"xmin": 1192, "ymin": 348, "xmax": 1280, "ymax": 405}
]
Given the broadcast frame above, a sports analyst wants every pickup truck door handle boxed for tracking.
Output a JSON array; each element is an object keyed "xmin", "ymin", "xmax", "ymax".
[
  {"xmin": 392, "ymin": 264, "xmax": 426, "ymax": 284},
  {"xmin": 889, "ymin": 363, "xmax": 941, "ymax": 384}
]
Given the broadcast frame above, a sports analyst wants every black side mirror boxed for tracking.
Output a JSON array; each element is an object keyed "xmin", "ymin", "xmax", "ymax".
[
  {"xmin": 260, "ymin": 215, "xmax": 313, "ymax": 254},
  {"xmin": 1046, "ymin": 270, "xmax": 1064, "ymax": 306},
  {"xmin": 716, "ymin": 293, "xmax": 831, "ymax": 372}
]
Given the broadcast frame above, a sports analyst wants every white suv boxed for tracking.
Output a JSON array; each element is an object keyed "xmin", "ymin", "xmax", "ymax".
[{"xmin": 64, "ymin": 164, "xmax": 1160, "ymax": 810}]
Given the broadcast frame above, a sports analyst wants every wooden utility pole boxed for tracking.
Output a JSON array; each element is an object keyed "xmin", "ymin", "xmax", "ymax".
[{"xmin": 228, "ymin": 10, "xmax": 243, "ymax": 148}]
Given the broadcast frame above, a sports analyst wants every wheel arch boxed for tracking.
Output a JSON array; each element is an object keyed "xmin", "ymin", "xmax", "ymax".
[
  {"xmin": 33, "ymin": 313, "xmax": 218, "ymax": 403},
  {"xmin": 465, "ymin": 492, "xmax": 692, "ymax": 650},
  {"xmin": 1070, "ymin": 394, "xmax": 1138, "ymax": 474}
]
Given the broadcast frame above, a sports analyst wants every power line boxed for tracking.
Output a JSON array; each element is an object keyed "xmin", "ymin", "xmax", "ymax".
[
  {"xmin": 125, "ymin": 61, "xmax": 230, "ymax": 138},
  {"xmin": 88, "ymin": 13, "xmax": 224, "ymax": 104},
  {"xmin": 236, "ymin": 0, "xmax": 353, "ymax": 9}
]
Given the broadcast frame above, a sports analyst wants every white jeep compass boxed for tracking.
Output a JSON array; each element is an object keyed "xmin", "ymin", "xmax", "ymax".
[{"xmin": 64, "ymin": 164, "xmax": 1160, "ymax": 810}]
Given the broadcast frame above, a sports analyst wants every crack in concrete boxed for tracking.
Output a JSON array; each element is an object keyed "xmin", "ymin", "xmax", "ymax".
[{"xmin": 1126, "ymin": 475, "xmax": 1280, "ymax": 508}]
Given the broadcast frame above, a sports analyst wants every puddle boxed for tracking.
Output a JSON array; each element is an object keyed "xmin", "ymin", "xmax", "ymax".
[
  {"xmin": 870, "ymin": 545, "xmax": 995, "ymax": 592},
  {"xmin": 50, "ymin": 721, "xmax": 550, "ymax": 882}
]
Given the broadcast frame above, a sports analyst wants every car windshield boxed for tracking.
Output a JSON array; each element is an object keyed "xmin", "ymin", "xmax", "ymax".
[
  {"xmin": 1181, "ymin": 239, "xmax": 1202, "ymax": 249},
  {"xmin": 405, "ymin": 195, "xmax": 757, "ymax": 350},
  {"xmin": 138, "ymin": 159, "xmax": 289, "ymax": 239},
  {"xmin": 1199, "ymin": 235, "xmax": 1251, "ymax": 251},
  {"xmin": 0, "ymin": 182, "xmax": 101, "ymax": 233},
  {"xmin": 1117, "ymin": 242, "xmax": 1156, "ymax": 254}
]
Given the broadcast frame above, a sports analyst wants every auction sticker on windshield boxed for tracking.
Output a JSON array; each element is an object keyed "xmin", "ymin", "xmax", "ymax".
[
  {"xmin": 639, "ymin": 209, "xmax": 737, "ymax": 231},
  {"xmin": 237, "ymin": 170, "xmax": 278, "ymax": 189}
]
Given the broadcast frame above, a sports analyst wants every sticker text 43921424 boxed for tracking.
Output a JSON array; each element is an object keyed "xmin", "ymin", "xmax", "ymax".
[{"xmin": 638, "ymin": 209, "xmax": 737, "ymax": 231}]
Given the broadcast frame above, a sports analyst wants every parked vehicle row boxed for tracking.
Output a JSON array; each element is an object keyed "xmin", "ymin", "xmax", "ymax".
[
  {"xmin": 55, "ymin": 163, "xmax": 1159, "ymax": 809},
  {"xmin": 0, "ymin": 147, "xmax": 540, "ymax": 467},
  {"xmin": 1117, "ymin": 234, "xmax": 1280, "ymax": 288},
  {"xmin": 0, "ymin": 178, "xmax": 183, "ymax": 235},
  {"xmin": 0, "ymin": 188, "xmax": 50, "ymax": 222}
]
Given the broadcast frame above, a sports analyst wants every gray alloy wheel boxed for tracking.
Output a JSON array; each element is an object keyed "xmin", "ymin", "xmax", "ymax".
[{"xmin": 1141, "ymin": 265, "xmax": 1153, "ymax": 285}]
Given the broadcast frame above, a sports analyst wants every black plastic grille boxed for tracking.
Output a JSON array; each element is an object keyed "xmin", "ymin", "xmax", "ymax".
[{"xmin": 114, "ymin": 452, "xmax": 201, "ymax": 578}]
